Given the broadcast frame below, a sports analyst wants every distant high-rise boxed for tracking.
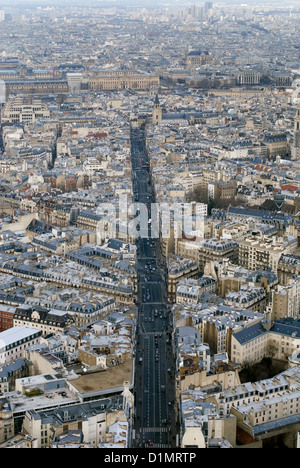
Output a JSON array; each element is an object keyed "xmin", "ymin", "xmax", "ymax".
[{"xmin": 204, "ymin": 2, "xmax": 213, "ymax": 14}]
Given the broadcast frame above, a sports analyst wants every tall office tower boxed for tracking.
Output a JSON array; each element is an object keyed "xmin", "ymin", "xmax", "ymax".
[
  {"xmin": 0, "ymin": 10, "xmax": 4, "ymax": 21},
  {"xmin": 189, "ymin": 5, "xmax": 196, "ymax": 17}
]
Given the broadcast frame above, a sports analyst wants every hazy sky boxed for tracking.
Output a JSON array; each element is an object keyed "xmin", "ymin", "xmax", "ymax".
[{"xmin": 2, "ymin": 0, "xmax": 300, "ymax": 8}]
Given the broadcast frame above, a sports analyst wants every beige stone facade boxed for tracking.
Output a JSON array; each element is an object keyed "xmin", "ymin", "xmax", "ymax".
[
  {"xmin": 236, "ymin": 71, "xmax": 261, "ymax": 86},
  {"xmin": 263, "ymin": 135, "xmax": 289, "ymax": 159},
  {"xmin": 89, "ymin": 73, "xmax": 159, "ymax": 91},
  {"xmin": 231, "ymin": 326, "xmax": 269, "ymax": 366},
  {"xmin": 186, "ymin": 51, "xmax": 213, "ymax": 68},
  {"xmin": 0, "ymin": 433, "xmax": 38, "ymax": 448},
  {"xmin": 198, "ymin": 238, "xmax": 238, "ymax": 273},
  {"xmin": 271, "ymin": 280, "xmax": 300, "ymax": 321},
  {"xmin": 2, "ymin": 96, "xmax": 50, "ymax": 124},
  {"xmin": 277, "ymin": 256, "xmax": 300, "ymax": 286},
  {"xmin": 22, "ymin": 404, "xmax": 118, "ymax": 448},
  {"xmin": 26, "ymin": 349, "xmax": 64, "ymax": 375},
  {"xmin": 167, "ymin": 256, "xmax": 199, "ymax": 302},
  {"xmin": 231, "ymin": 319, "xmax": 300, "ymax": 366},
  {"xmin": 179, "ymin": 366, "xmax": 240, "ymax": 393},
  {"xmin": 231, "ymin": 391, "xmax": 300, "ymax": 446},
  {"xmin": 5, "ymin": 80, "xmax": 68, "ymax": 97},
  {"xmin": 0, "ymin": 401, "xmax": 14, "ymax": 444},
  {"xmin": 238, "ymin": 235, "xmax": 297, "ymax": 275}
]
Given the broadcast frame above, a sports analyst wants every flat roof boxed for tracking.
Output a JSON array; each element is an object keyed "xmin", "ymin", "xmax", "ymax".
[
  {"xmin": 70, "ymin": 355, "xmax": 133, "ymax": 396},
  {"xmin": 16, "ymin": 373, "xmax": 64, "ymax": 387},
  {"xmin": 6, "ymin": 388, "xmax": 78, "ymax": 414},
  {"xmin": 0, "ymin": 326, "xmax": 41, "ymax": 347}
]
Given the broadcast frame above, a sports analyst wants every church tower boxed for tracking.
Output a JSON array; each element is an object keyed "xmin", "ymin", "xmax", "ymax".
[{"xmin": 152, "ymin": 94, "xmax": 162, "ymax": 124}]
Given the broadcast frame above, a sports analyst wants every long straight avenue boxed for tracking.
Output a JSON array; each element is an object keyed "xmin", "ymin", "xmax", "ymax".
[{"xmin": 130, "ymin": 126, "xmax": 177, "ymax": 449}]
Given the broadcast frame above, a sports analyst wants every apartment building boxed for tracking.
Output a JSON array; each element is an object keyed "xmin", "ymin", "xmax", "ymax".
[
  {"xmin": 0, "ymin": 359, "xmax": 32, "ymax": 395},
  {"xmin": 208, "ymin": 180, "xmax": 236, "ymax": 203},
  {"xmin": 224, "ymin": 285, "xmax": 267, "ymax": 314},
  {"xmin": 76, "ymin": 210, "xmax": 115, "ymax": 242},
  {"xmin": 190, "ymin": 365, "xmax": 300, "ymax": 447},
  {"xmin": 231, "ymin": 318, "xmax": 300, "ymax": 366},
  {"xmin": 13, "ymin": 306, "xmax": 74, "ymax": 337},
  {"xmin": 0, "ymin": 433, "xmax": 38, "ymax": 448},
  {"xmin": 180, "ymin": 396, "xmax": 218, "ymax": 449},
  {"xmin": 0, "ymin": 305, "xmax": 16, "ymax": 332},
  {"xmin": 277, "ymin": 255, "xmax": 300, "ymax": 286},
  {"xmin": 81, "ymin": 277, "xmax": 134, "ymax": 307},
  {"xmin": 167, "ymin": 255, "xmax": 199, "ymax": 302},
  {"xmin": 176, "ymin": 277, "xmax": 216, "ymax": 304},
  {"xmin": 22, "ymin": 397, "xmax": 124, "ymax": 448},
  {"xmin": 238, "ymin": 235, "xmax": 297, "ymax": 275},
  {"xmin": 216, "ymin": 368, "xmax": 296, "ymax": 428},
  {"xmin": 292, "ymin": 107, "xmax": 300, "ymax": 160},
  {"xmin": 200, "ymin": 169, "xmax": 223, "ymax": 189},
  {"xmin": 52, "ymin": 297, "xmax": 115, "ymax": 328},
  {"xmin": 216, "ymin": 263, "xmax": 278, "ymax": 301},
  {"xmin": 271, "ymin": 279, "xmax": 300, "ymax": 321},
  {"xmin": 176, "ymin": 238, "xmax": 201, "ymax": 265},
  {"xmin": 231, "ymin": 321, "xmax": 270, "ymax": 366},
  {"xmin": 227, "ymin": 207, "xmax": 293, "ymax": 231},
  {"xmin": 0, "ymin": 399, "xmax": 14, "ymax": 444},
  {"xmin": 270, "ymin": 319, "xmax": 300, "ymax": 362},
  {"xmin": 0, "ymin": 327, "xmax": 41, "ymax": 365},
  {"xmin": 231, "ymin": 390, "xmax": 300, "ymax": 447},
  {"xmin": 30, "ymin": 229, "xmax": 97, "ymax": 256},
  {"xmin": 191, "ymin": 305, "xmax": 264, "ymax": 356},
  {"xmin": 180, "ymin": 390, "xmax": 235, "ymax": 449},
  {"xmin": 178, "ymin": 352, "xmax": 240, "ymax": 394},
  {"xmin": 198, "ymin": 238, "xmax": 238, "ymax": 273}
]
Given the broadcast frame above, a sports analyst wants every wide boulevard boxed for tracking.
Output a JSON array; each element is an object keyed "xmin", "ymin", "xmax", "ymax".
[{"xmin": 130, "ymin": 126, "xmax": 176, "ymax": 449}]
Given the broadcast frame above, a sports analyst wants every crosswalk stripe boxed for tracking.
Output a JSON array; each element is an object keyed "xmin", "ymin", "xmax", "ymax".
[{"xmin": 142, "ymin": 427, "xmax": 168, "ymax": 433}]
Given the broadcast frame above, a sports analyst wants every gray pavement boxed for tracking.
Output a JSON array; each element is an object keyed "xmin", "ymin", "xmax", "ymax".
[{"xmin": 130, "ymin": 127, "xmax": 177, "ymax": 449}]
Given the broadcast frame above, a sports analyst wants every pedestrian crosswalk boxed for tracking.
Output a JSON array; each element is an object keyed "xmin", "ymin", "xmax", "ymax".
[
  {"xmin": 143, "ymin": 331, "xmax": 166, "ymax": 335},
  {"xmin": 143, "ymin": 427, "xmax": 168, "ymax": 433},
  {"xmin": 151, "ymin": 444, "xmax": 169, "ymax": 448}
]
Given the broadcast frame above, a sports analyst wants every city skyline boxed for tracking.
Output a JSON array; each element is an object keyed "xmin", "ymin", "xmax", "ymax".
[{"xmin": 1, "ymin": 0, "xmax": 300, "ymax": 7}]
